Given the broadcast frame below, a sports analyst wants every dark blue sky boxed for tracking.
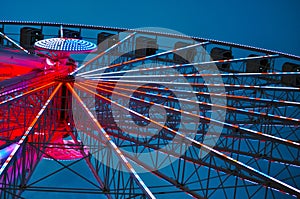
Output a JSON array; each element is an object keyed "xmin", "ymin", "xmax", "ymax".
[{"xmin": 1, "ymin": 0, "xmax": 300, "ymax": 55}]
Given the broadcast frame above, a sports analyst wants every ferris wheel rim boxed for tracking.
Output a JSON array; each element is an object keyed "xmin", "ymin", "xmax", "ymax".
[{"xmin": 0, "ymin": 20, "xmax": 299, "ymax": 61}]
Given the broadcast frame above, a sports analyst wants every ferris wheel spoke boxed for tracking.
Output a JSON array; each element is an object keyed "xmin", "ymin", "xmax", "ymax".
[
  {"xmin": 105, "ymin": 124, "xmax": 299, "ymax": 197},
  {"xmin": 66, "ymin": 83, "xmax": 156, "ymax": 199},
  {"xmin": 68, "ymin": 121, "xmax": 204, "ymax": 198},
  {"xmin": 83, "ymin": 80, "xmax": 300, "ymax": 125},
  {"xmin": 78, "ymin": 81, "xmax": 300, "ymax": 176},
  {"xmin": 79, "ymin": 81, "xmax": 300, "ymax": 149},
  {"xmin": 0, "ymin": 31, "xmax": 30, "ymax": 54},
  {"xmin": 90, "ymin": 80, "xmax": 300, "ymax": 107},
  {"xmin": 85, "ymin": 78, "xmax": 300, "ymax": 92},
  {"xmin": 122, "ymin": 151, "xmax": 206, "ymax": 199},
  {"xmin": 95, "ymin": 113, "xmax": 298, "ymax": 166},
  {"xmin": 71, "ymin": 32, "xmax": 137, "ymax": 76},
  {"xmin": 81, "ymin": 54, "xmax": 279, "ymax": 77},
  {"xmin": 63, "ymin": 124, "xmax": 112, "ymax": 199},
  {"xmin": 84, "ymin": 79, "xmax": 300, "ymax": 171},
  {"xmin": 0, "ymin": 71, "xmax": 58, "ymax": 98},
  {"xmin": 76, "ymin": 42, "xmax": 209, "ymax": 77},
  {"xmin": 0, "ymin": 82, "xmax": 56, "ymax": 106},
  {"xmin": 74, "ymin": 83, "xmax": 300, "ymax": 197},
  {"xmin": 81, "ymin": 71, "xmax": 300, "ymax": 79}
]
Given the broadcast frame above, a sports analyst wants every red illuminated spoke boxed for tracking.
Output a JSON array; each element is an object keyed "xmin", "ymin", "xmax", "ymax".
[
  {"xmin": 0, "ymin": 83, "xmax": 62, "ymax": 175},
  {"xmin": 0, "ymin": 82, "xmax": 56, "ymax": 105},
  {"xmin": 0, "ymin": 71, "xmax": 58, "ymax": 98}
]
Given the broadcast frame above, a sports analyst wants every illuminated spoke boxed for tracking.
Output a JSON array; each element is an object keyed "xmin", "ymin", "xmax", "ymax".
[
  {"xmin": 81, "ymin": 54, "xmax": 278, "ymax": 77},
  {"xmin": 71, "ymin": 32, "xmax": 137, "ymax": 75},
  {"xmin": 66, "ymin": 83, "xmax": 155, "ymax": 199},
  {"xmin": 82, "ymin": 71, "xmax": 300, "ymax": 79},
  {"xmin": 75, "ymin": 82, "xmax": 300, "ymax": 197},
  {"xmin": 86, "ymin": 80, "xmax": 300, "ymax": 107},
  {"xmin": 0, "ymin": 83, "xmax": 62, "ymax": 175},
  {"xmin": 85, "ymin": 78, "xmax": 300, "ymax": 91},
  {"xmin": 82, "ymin": 81, "xmax": 300, "ymax": 124},
  {"xmin": 0, "ymin": 31, "xmax": 30, "ymax": 54},
  {"xmin": 79, "ymin": 81, "xmax": 300, "ymax": 148},
  {"xmin": 0, "ymin": 82, "xmax": 56, "ymax": 105},
  {"xmin": 76, "ymin": 42, "xmax": 209, "ymax": 76}
]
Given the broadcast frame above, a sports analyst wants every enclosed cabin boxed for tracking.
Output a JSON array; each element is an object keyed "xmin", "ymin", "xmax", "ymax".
[
  {"xmin": 246, "ymin": 54, "xmax": 270, "ymax": 73},
  {"xmin": 97, "ymin": 32, "xmax": 119, "ymax": 54},
  {"xmin": 210, "ymin": 47, "xmax": 233, "ymax": 71},
  {"xmin": 173, "ymin": 41, "xmax": 197, "ymax": 64},
  {"xmin": 281, "ymin": 62, "xmax": 300, "ymax": 87},
  {"xmin": 135, "ymin": 36, "xmax": 158, "ymax": 57}
]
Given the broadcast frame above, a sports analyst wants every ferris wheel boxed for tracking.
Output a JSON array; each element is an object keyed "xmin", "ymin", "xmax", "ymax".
[{"xmin": 0, "ymin": 21, "xmax": 299, "ymax": 199}]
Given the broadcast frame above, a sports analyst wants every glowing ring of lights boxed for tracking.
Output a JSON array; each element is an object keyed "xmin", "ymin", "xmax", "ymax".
[{"xmin": 34, "ymin": 38, "xmax": 97, "ymax": 53}]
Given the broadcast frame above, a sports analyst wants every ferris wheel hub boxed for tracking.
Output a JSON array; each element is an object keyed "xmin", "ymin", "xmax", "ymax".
[
  {"xmin": 55, "ymin": 74, "xmax": 75, "ymax": 82},
  {"xmin": 34, "ymin": 38, "xmax": 97, "ymax": 73}
]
